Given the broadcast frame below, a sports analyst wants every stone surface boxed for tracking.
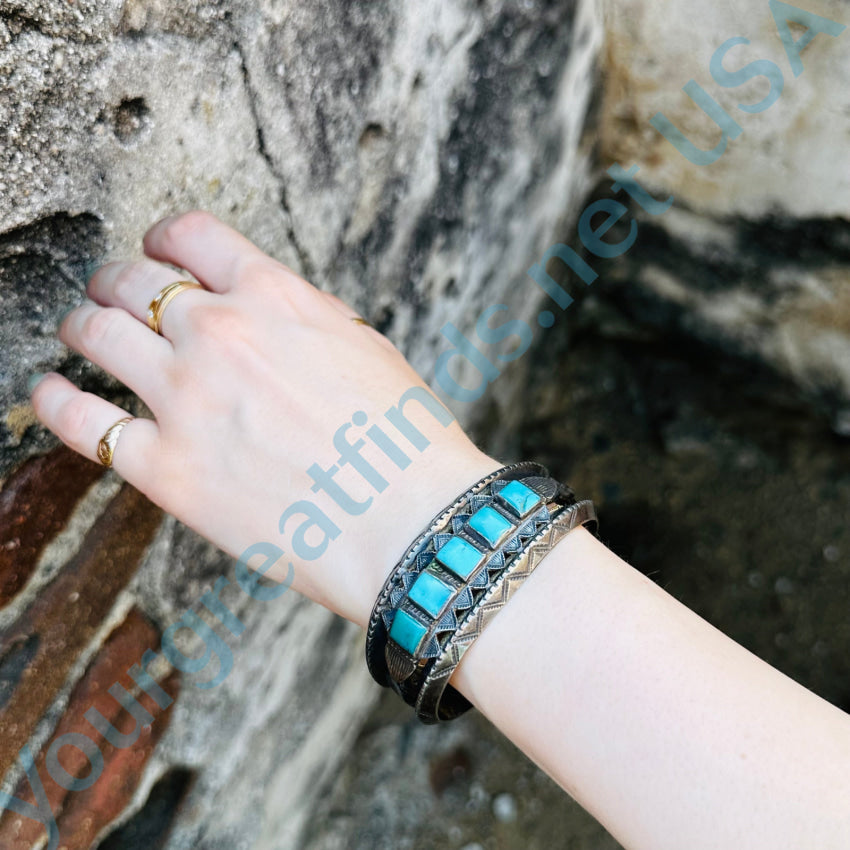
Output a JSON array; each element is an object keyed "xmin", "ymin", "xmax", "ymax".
[
  {"xmin": 599, "ymin": 0, "xmax": 850, "ymax": 219},
  {"xmin": 585, "ymin": 0, "xmax": 850, "ymax": 431},
  {"xmin": 296, "ymin": 4, "xmax": 850, "ymax": 847}
]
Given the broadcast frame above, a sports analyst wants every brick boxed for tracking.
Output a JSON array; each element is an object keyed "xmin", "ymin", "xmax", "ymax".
[
  {"xmin": 0, "ymin": 608, "xmax": 181, "ymax": 850},
  {"xmin": 0, "ymin": 446, "xmax": 104, "ymax": 609},
  {"xmin": 0, "ymin": 484, "xmax": 164, "ymax": 778}
]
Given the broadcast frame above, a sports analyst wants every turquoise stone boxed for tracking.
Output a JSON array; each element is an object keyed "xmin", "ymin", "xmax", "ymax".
[
  {"xmin": 467, "ymin": 505, "xmax": 514, "ymax": 548},
  {"xmin": 408, "ymin": 570, "xmax": 455, "ymax": 617},
  {"xmin": 389, "ymin": 609, "xmax": 428, "ymax": 656},
  {"xmin": 435, "ymin": 535, "xmax": 485, "ymax": 580},
  {"xmin": 498, "ymin": 479, "xmax": 543, "ymax": 517}
]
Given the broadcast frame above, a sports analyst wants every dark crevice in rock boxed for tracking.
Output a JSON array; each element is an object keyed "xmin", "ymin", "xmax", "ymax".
[
  {"xmin": 371, "ymin": 303, "xmax": 396, "ymax": 335},
  {"xmin": 0, "ymin": 212, "xmax": 107, "ymax": 476},
  {"xmin": 268, "ymin": 1, "xmax": 395, "ymax": 186},
  {"xmin": 540, "ymin": 181, "xmax": 850, "ymax": 422},
  {"xmin": 400, "ymin": 0, "xmax": 580, "ymax": 305},
  {"xmin": 736, "ymin": 213, "xmax": 850, "ymax": 265},
  {"xmin": 0, "ymin": 8, "xmax": 45, "ymax": 39},
  {"xmin": 0, "ymin": 6, "xmax": 112, "ymax": 44},
  {"xmin": 112, "ymin": 96, "xmax": 151, "ymax": 144},
  {"xmin": 609, "ymin": 212, "xmax": 850, "ymax": 303},
  {"xmin": 231, "ymin": 38, "xmax": 315, "ymax": 281},
  {"xmin": 0, "ymin": 211, "xmax": 104, "ymax": 280},
  {"xmin": 576, "ymin": 180, "xmax": 850, "ymax": 301},
  {"xmin": 96, "ymin": 767, "xmax": 196, "ymax": 850},
  {"xmin": 599, "ymin": 282, "xmax": 850, "ymax": 424},
  {"xmin": 358, "ymin": 122, "xmax": 387, "ymax": 147}
]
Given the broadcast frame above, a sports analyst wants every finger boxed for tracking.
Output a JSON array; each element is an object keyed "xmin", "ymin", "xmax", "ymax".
[
  {"xmin": 86, "ymin": 259, "xmax": 195, "ymax": 324},
  {"xmin": 142, "ymin": 210, "xmax": 270, "ymax": 293},
  {"xmin": 59, "ymin": 302, "xmax": 174, "ymax": 404},
  {"xmin": 30, "ymin": 373, "xmax": 160, "ymax": 488},
  {"xmin": 87, "ymin": 258, "xmax": 206, "ymax": 332}
]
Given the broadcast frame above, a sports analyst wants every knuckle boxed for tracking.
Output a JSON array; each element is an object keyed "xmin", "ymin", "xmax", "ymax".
[
  {"xmin": 249, "ymin": 267, "xmax": 322, "ymax": 324},
  {"xmin": 185, "ymin": 303, "xmax": 245, "ymax": 339},
  {"xmin": 80, "ymin": 308, "xmax": 122, "ymax": 351},
  {"xmin": 112, "ymin": 264, "xmax": 146, "ymax": 301},
  {"xmin": 241, "ymin": 263, "xmax": 287, "ymax": 302},
  {"xmin": 111, "ymin": 272, "xmax": 135, "ymax": 303},
  {"xmin": 159, "ymin": 210, "xmax": 217, "ymax": 249},
  {"xmin": 57, "ymin": 395, "xmax": 93, "ymax": 443}
]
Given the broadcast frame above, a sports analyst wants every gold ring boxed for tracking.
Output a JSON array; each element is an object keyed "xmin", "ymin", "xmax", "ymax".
[
  {"xmin": 147, "ymin": 280, "xmax": 203, "ymax": 335},
  {"xmin": 351, "ymin": 317, "xmax": 372, "ymax": 327},
  {"xmin": 97, "ymin": 417, "xmax": 134, "ymax": 468}
]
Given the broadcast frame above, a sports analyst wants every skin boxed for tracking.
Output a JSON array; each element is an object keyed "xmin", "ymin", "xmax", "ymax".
[{"xmin": 30, "ymin": 211, "xmax": 850, "ymax": 849}]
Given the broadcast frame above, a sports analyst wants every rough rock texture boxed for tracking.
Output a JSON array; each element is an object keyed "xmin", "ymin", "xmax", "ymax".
[
  {"xmin": 592, "ymin": 0, "xmax": 850, "ymax": 432},
  {"xmin": 1, "ymin": 0, "xmax": 603, "ymax": 848}
]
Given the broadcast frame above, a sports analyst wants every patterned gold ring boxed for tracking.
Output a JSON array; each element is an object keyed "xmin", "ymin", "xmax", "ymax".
[
  {"xmin": 97, "ymin": 417, "xmax": 134, "ymax": 469},
  {"xmin": 146, "ymin": 280, "xmax": 203, "ymax": 335}
]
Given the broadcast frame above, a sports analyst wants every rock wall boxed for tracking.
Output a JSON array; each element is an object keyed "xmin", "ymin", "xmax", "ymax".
[
  {"xmin": 592, "ymin": 0, "xmax": 850, "ymax": 430},
  {"xmin": 0, "ymin": 1, "xmax": 602, "ymax": 848}
]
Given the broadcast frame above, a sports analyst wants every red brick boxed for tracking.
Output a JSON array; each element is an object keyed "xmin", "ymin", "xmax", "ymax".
[
  {"xmin": 0, "ymin": 484, "xmax": 164, "ymax": 778},
  {"xmin": 0, "ymin": 608, "xmax": 181, "ymax": 850},
  {"xmin": 0, "ymin": 446, "xmax": 104, "ymax": 609}
]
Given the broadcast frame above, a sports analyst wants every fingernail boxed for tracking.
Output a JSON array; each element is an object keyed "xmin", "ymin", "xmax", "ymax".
[
  {"xmin": 56, "ymin": 303, "xmax": 79, "ymax": 329},
  {"xmin": 28, "ymin": 372, "xmax": 46, "ymax": 393},
  {"xmin": 151, "ymin": 213, "xmax": 179, "ymax": 230},
  {"xmin": 82, "ymin": 259, "xmax": 102, "ymax": 281}
]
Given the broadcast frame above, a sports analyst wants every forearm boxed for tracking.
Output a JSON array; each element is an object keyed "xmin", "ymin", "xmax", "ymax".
[{"xmin": 449, "ymin": 525, "xmax": 850, "ymax": 850}]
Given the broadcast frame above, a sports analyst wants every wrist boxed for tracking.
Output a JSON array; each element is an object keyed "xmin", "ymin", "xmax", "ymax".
[{"xmin": 328, "ymin": 434, "xmax": 500, "ymax": 628}]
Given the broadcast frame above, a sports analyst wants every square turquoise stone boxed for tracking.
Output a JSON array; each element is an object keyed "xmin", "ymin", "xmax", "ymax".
[
  {"xmin": 498, "ymin": 479, "xmax": 543, "ymax": 518},
  {"xmin": 408, "ymin": 570, "xmax": 455, "ymax": 617},
  {"xmin": 435, "ymin": 535, "xmax": 485, "ymax": 580},
  {"xmin": 388, "ymin": 609, "xmax": 429, "ymax": 656},
  {"xmin": 467, "ymin": 505, "xmax": 514, "ymax": 548}
]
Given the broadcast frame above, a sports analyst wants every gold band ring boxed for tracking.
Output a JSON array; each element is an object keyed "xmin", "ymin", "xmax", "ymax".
[
  {"xmin": 147, "ymin": 280, "xmax": 203, "ymax": 335},
  {"xmin": 351, "ymin": 317, "xmax": 372, "ymax": 327},
  {"xmin": 97, "ymin": 417, "xmax": 134, "ymax": 468}
]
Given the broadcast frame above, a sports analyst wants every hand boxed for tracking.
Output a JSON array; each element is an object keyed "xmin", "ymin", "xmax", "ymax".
[{"xmin": 30, "ymin": 211, "xmax": 498, "ymax": 625}]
